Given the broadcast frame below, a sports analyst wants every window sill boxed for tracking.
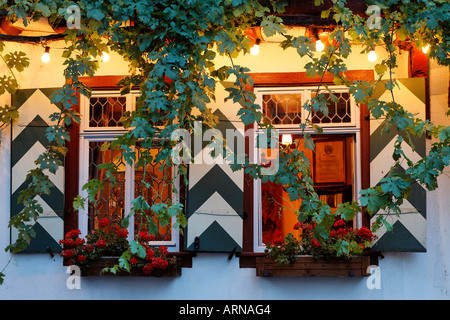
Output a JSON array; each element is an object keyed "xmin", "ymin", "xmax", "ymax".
[{"xmin": 255, "ymin": 255, "xmax": 374, "ymax": 277}]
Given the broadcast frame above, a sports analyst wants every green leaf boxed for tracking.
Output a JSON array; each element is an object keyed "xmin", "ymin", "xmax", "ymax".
[
  {"xmin": 0, "ymin": 75, "xmax": 18, "ymax": 95},
  {"xmin": 72, "ymin": 195, "xmax": 85, "ymax": 211},
  {"xmin": 383, "ymin": 219, "xmax": 393, "ymax": 232},
  {"xmin": 261, "ymin": 15, "xmax": 285, "ymax": 37},
  {"xmin": 118, "ymin": 250, "xmax": 132, "ymax": 272},
  {"xmin": 380, "ymin": 176, "xmax": 409, "ymax": 198},
  {"xmin": 4, "ymin": 51, "xmax": 30, "ymax": 72},
  {"xmin": 90, "ymin": 9, "xmax": 105, "ymax": 21},
  {"xmin": 335, "ymin": 201, "xmax": 361, "ymax": 220},
  {"xmin": 129, "ymin": 240, "xmax": 146, "ymax": 259}
]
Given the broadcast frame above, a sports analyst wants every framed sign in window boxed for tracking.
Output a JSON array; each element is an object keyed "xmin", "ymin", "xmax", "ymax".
[{"xmin": 314, "ymin": 139, "xmax": 346, "ymax": 184}]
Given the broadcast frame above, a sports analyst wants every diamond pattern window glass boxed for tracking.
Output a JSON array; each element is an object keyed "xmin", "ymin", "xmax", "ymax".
[
  {"xmin": 259, "ymin": 87, "xmax": 355, "ymax": 128},
  {"xmin": 311, "ymin": 92, "xmax": 352, "ymax": 124},
  {"xmin": 89, "ymin": 96, "xmax": 127, "ymax": 128},
  {"xmin": 87, "ymin": 141, "xmax": 126, "ymax": 233},
  {"xmin": 262, "ymin": 93, "xmax": 302, "ymax": 125},
  {"xmin": 134, "ymin": 145, "xmax": 173, "ymax": 241}
]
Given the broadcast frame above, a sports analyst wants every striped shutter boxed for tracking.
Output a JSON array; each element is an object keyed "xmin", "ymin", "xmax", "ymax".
[
  {"xmin": 185, "ymin": 82, "xmax": 244, "ymax": 252},
  {"xmin": 370, "ymin": 78, "xmax": 427, "ymax": 252},
  {"xmin": 10, "ymin": 88, "xmax": 64, "ymax": 253}
]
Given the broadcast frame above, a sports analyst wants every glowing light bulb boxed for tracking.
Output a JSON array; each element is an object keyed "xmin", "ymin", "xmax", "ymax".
[
  {"xmin": 250, "ymin": 44, "xmax": 259, "ymax": 56},
  {"xmin": 368, "ymin": 50, "xmax": 377, "ymax": 62},
  {"xmin": 41, "ymin": 47, "xmax": 50, "ymax": 63},
  {"xmin": 101, "ymin": 51, "xmax": 109, "ymax": 62},
  {"xmin": 251, "ymin": 39, "xmax": 261, "ymax": 56},
  {"xmin": 281, "ymin": 134, "xmax": 293, "ymax": 146},
  {"xmin": 422, "ymin": 44, "xmax": 430, "ymax": 54},
  {"xmin": 315, "ymin": 40, "xmax": 325, "ymax": 52}
]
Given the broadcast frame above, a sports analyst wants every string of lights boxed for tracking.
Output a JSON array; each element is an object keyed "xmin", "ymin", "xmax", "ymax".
[{"xmin": 245, "ymin": 27, "xmax": 431, "ymax": 63}]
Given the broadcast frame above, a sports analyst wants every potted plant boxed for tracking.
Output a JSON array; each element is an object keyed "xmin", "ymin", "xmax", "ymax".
[
  {"xmin": 258, "ymin": 213, "xmax": 377, "ymax": 277},
  {"xmin": 60, "ymin": 218, "xmax": 180, "ymax": 276}
]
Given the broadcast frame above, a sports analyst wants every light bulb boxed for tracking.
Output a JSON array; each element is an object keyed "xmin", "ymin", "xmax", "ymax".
[
  {"xmin": 315, "ymin": 40, "xmax": 325, "ymax": 52},
  {"xmin": 422, "ymin": 44, "xmax": 430, "ymax": 54},
  {"xmin": 101, "ymin": 51, "xmax": 109, "ymax": 62},
  {"xmin": 41, "ymin": 47, "xmax": 50, "ymax": 63},
  {"xmin": 368, "ymin": 50, "xmax": 377, "ymax": 62},
  {"xmin": 281, "ymin": 134, "xmax": 293, "ymax": 146},
  {"xmin": 251, "ymin": 39, "xmax": 261, "ymax": 56},
  {"xmin": 250, "ymin": 44, "xmax": 259, "ymax": 56}
]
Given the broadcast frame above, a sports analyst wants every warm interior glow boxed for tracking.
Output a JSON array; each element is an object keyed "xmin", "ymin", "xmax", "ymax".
[{"xmin": 422, "ymin": 44, "xmax": 430, "ymax": 54}]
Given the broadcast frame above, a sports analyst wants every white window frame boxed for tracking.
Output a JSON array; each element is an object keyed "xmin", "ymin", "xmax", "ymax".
[
  {"xmin": 78, "ymin": 91, "xmax": 180, "ymax": 251},
  {"xmin": 255, "ymin": 86, "xmax": 357, "ymax": 128},
  {"xmin": 80, "ymin": 90, "xmax": 135, "ymax": 132},
  {"xmin": 252, "ymin": 86, "xmax": 362, "ymax": 253}
]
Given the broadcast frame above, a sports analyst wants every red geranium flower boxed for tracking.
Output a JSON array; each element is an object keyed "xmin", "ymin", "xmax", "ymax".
[
  {"xmin": 83, "ymin": 244, "xmax": 94, "ymax": 252},
  {"xmin": 152, "ymin": 257, "xmax": 168, "ymax": 269},
  {"xmin": 139, "ymin": 231, "xmax": 155, "ymax": 242},
  {"xmin": 115, "ymin": 228, "xmax": 129, "ymax": 239},
  {"xmin": 98, "ymin": 217, "xmax": 111, "ymax": 228},
  {"xmin": 62, "ymin": 250, "xmax": 74, "ymax": 258},
  {"xmin": 77, "ymin": 255, "xmax": 86, "ymax": 262},
  {"xmin": 130, "ymin": 257, "xmax": 139, "ymax": 265},
  {"xmin": 65, "ymin": 229, "xmax": 81, "ymax": 239},
  {"xmin": 60, "ymin": 239, "xmax": 75, "ymax": 247},
  {"xmin": 158, "ymin": 246, "xmax": 168, "ymax": 257},
  {"xmin": 142, "ymin": 263, "xmax": 154, "ymax": 274},
  {"xmin": 356, "ymin": 227, "xmax": 374, "ymax": 241},
  {"xmin": 330, "ymin": 227, "xmax": 351, "ymax": 238},
  {"xmin": 96, "ymin": 239, "xmax": 106, "ymax": 248},
  {"xmin": 311, "ymin": 239, "xmax": 321, "ymax": 248},
  {"xmin": 333, "ymin": 219, "xmax": 346, "ymax": 228},
  {"xmin": 272, "ymin": 235, "xmax": 284, "ymax": 246},
  {"xmin": 146, "ymin": 248, "xmax": 155, "ymax": 260}
]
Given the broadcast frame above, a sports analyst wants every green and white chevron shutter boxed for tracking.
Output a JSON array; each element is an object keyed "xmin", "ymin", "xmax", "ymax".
[
  {"xmin": 185, "ymin": 82, "xmax": 244, "ymax": 252},
  {"xmin": 370, "ymin": 78, "xmax": 427, "ymax": 252},
  {"xmin": 10, "ymin": 88, "xmax": 64, "ymax": 253}
]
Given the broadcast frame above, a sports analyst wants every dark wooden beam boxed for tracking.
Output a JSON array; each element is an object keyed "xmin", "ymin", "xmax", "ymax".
[
  {"xmin": 0, "ymin": 33, "xmax": 65, "ymax": 43},
  {"xmin": 277, "ymin": 14, "xmax": 336, "ymax": 27},
  {"xmin": 277, "ymin": 0, "xmax": 367, "ymax": 27}
]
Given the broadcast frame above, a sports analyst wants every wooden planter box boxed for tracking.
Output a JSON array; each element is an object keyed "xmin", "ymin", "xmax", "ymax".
[
  {"xmin": 81, "ymin": 257, "xmax": 182, "ymax": 277},
  {"xmin": 256, "ymin": 255, "xmax": 371, "ymax": 277}
]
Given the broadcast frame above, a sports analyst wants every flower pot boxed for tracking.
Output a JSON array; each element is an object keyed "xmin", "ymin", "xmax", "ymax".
[
  {"xmin": 80, "ymin": 257, "xmax": 182, "ymax": 277},
  {"xmin": 256, "ymin": 255, "xmax": 371, "ymax": 277}
]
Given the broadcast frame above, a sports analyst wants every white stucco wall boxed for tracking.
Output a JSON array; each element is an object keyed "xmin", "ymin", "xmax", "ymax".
[{"xmin": 0, "ymin": 37, "xmax": 449, "ymax": 300}]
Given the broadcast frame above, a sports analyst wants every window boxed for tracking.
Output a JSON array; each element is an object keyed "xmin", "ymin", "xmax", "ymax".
[
  {"xmin": 251, "ymin": 86, "xmax": 363, "ymax": 252},
  {"xmin": 77, "ymin": 90, "xmax": 180, "ymax": 250},
  {"xmin": 260, "ymin": 87, "xmax": 357, "ymax": 127}
]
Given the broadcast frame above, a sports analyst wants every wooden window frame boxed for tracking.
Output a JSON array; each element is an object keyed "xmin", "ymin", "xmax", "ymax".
[{"xmin": 238, "ymin": 70, "xmax": 373, "ymax": 268}]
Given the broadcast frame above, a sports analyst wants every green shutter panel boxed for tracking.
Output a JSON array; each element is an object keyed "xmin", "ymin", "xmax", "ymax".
[
  {"xmin": 185, "ymin": 83, "xmax": 244, "ymax": 252},
  {"xmin": 370, "ymin": 78, "xmax": 427, "ymax": 252},
  {"xmin": 10, "ymin": 88, "xmax": 64, "ymax": 253}
]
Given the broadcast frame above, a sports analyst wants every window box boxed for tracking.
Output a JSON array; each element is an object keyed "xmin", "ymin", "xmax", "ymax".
[
  {"xmin": 81, "ymin": 255, "xmax": 183, "ymax": 277},
  {"xmin": 256, "ymin": 255, "xmax": 371, "ymax": 277}
]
